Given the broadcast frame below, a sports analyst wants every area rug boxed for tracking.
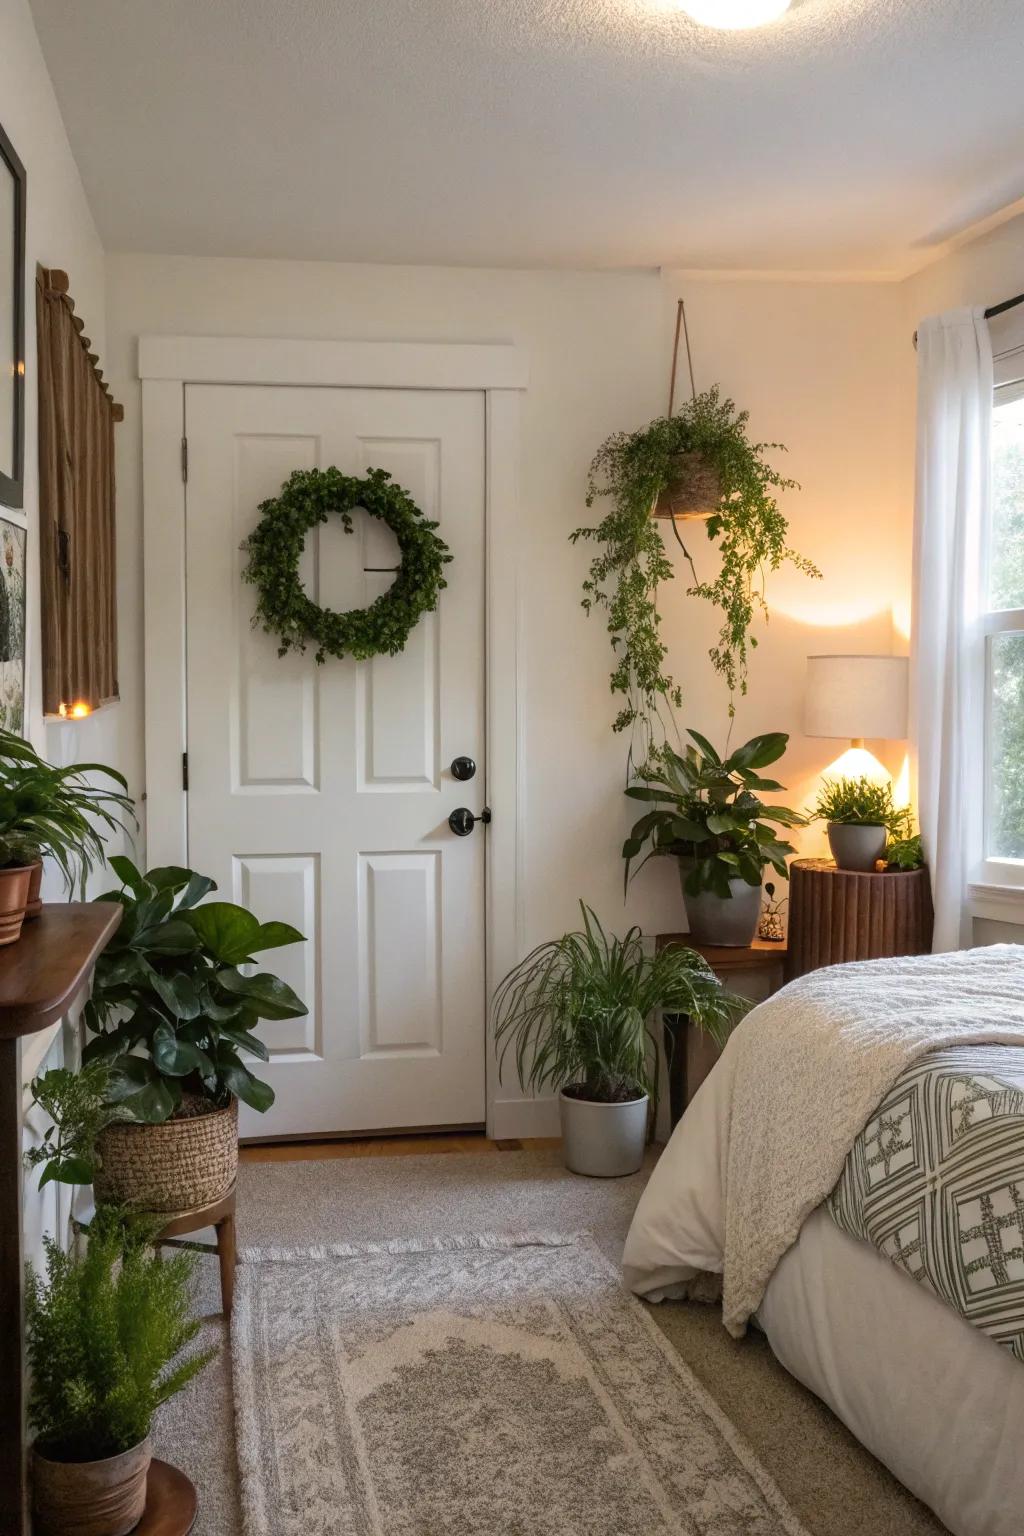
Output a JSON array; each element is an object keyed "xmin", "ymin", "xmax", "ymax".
[{"xmin": 232, "ymin": 1232, "xmax": 808, "ymax": 1536}]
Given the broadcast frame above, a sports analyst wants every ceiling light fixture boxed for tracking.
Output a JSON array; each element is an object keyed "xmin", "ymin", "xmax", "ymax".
[{"xmin": 678, "ymin": 0, "xmax": 792, "ymax": 28}]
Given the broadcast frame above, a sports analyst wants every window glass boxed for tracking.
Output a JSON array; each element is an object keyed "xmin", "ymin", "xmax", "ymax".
[
  {"xmin": 990, "ymin": 387, "xmax": 1024, "ymax": 611},
  {"xmin": 989, "ymin": 631, "xmax": 1024, "ymax": 859}
]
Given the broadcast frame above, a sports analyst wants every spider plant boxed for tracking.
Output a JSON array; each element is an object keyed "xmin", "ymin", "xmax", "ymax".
[
  {"xmin": 493, "ymin": 902, "xmax": 745, "ymax": 1105},
  {"xmin": 0, "ymin": 727, "xmax": 136, "ymax": 890}
]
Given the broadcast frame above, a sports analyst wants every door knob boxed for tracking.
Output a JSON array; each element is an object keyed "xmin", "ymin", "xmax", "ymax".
[
  {"xmin": 450, "ymin": 755, "xmax": 477, "ymax": 782},
  {"xmin": 448, "ymin": 806, "xmax": 491, "ymax": 837}
]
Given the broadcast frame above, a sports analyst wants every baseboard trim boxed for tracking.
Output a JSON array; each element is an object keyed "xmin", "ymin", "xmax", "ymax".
[{"xmin": 491, "ymin": 1096, "xmax": 561, "ymax": 1139}]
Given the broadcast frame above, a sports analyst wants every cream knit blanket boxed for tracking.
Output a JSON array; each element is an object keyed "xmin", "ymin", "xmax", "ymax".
[{"xmin": 721, "ymin": 943, "xmax": 1024, "ymax": 1337}]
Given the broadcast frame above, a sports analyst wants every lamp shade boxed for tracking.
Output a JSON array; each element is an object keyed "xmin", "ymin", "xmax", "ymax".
[{"xmin": 804, "ymin": 655, "xmax": 908, "ymax": 741}]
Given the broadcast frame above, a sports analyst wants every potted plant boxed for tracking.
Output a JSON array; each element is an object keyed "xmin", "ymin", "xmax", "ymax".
[
  {"xmin": 83, "ymin": 857, "xmax": 307, "ymax": 1212},
  {"xmin": 572, "ymin": 387, "xmax": 819, "ymax": 762},
  {"xmin": 27, "ymin": 1207, "xmax": 214, "ymax": 1536},
  {"xmin": 624, "ymin": 729, "xmax": 805, "ymax": 946},
  {"xmin": 811, "ymin": 775, "xmax": 908, "ymax": 872},
  {"xmin": 24, "ymin": 1061, "xmax": 123, "ymax": 1191},
  {"xmin": 0, "ymin": 726, "xmax": 136, "ymax": 920},
  {"xmin": 493, "ymin": 902, "xmax": 744, "ymax": 1177}
]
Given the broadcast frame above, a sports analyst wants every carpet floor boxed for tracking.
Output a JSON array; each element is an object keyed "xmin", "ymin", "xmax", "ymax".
[{"xmin": 153, "ymin": 1148, "xmax": 947, "ymax": 1536}]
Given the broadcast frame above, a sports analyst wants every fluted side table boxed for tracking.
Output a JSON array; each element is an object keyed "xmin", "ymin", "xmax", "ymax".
[{"xmin": 785, "ymin": 859, "xmax": 933, "ymax": 982}]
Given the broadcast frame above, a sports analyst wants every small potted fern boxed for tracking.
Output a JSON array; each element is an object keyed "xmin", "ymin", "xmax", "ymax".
[
  {"xmin": 27, "ymin": 1208, "xmax": 214, "ymax": 1536},
  {"xmin": 493, "ymin": 902, "xmax": 744, "ymax": 1177},
  {"xmin": 812, "ymin": 776, "xmax": 908, "ymax": 872}
]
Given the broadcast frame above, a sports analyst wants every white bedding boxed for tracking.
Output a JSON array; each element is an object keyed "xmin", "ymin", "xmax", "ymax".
[{"xmin": 623, "ymin": 1037, "xmax": 1024, "ymax": 1536}]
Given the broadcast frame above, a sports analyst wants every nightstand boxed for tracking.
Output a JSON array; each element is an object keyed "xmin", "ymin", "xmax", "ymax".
[{"xmin": 655, "ymin": 935, "xmax": 787, "ymax": 1129}]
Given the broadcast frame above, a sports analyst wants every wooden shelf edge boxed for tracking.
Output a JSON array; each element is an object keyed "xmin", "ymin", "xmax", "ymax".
[{"xmin": 0, "ymin": 903, "xmax": 121, "ymax": 1039}]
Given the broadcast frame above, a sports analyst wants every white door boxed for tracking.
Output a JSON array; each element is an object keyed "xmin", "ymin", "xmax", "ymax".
[{"xmin": 183, "ymin": 384, "xmax": 487, "ymax": 1138}]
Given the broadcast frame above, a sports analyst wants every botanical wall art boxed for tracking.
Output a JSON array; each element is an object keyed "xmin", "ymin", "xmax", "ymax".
[
  {"xmin": 0, "ymin": 120, "xmax": 25, "ymax": 510},
  {"xmin": 0, "ymin": 517, "xmax": 26, "ymax": 733}
]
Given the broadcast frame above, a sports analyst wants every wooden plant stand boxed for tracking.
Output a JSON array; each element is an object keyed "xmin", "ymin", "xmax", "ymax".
[
  {"xmin": 785, "ymin": 859, "xmax": 934, "ymax": 982},
  {"xmin": 135, "ymin": 1459, "xmax": 198, "ymax": 1535},
  {"xmin": 0, "ymin": 904, "xmax": 121, "ymax": 1536},
  {"xmin": 155, "ymin": 1183, "xmax": 237, "ymax": 1318},
  {"xmin": 655, "ymin": 935, "xmax": 787, "ymax": 1128}
]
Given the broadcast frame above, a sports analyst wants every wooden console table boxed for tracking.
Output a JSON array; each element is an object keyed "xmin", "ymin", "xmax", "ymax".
[
  {"xmin": 785, "ymin": 859, "xmax": 934, "ymax": 982},
  {"xmin": 0, "ymin": 903, "xmax": 121, "ymax": 1536},
  {"xmin": 655, "ymin": 935, "xmax": 787, "ymax": 1128}
]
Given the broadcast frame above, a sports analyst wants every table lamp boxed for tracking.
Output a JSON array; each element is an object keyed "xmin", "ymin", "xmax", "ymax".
[{"xmin": 804, "ymin": 654, "xmax": 908, "ymax": 779}]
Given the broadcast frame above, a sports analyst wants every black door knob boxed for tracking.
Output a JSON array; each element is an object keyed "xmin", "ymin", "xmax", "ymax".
[
  {"xmin": 449, "ymin": 806, "xmax": 492, "ymax": 837},
  {"xmin": 451, "ymin": 756, "xmax": 477, "ymax": 782}
]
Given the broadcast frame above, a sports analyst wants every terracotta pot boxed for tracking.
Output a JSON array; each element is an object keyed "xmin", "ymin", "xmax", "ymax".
[
  {"xmin": 95, "ymin": 1095, "xmax": 238, "ymax": 1214},
  {"xmin": 25, "ymin": 858, "xmax": 43, "ymax": 919},
  {"xmin": 32, "ymin": 1436, "xmax": 151, "ymax": 1536},
  {"xmin": 0, "ymin": 863, "xmax": 33, "ymax": 945}
]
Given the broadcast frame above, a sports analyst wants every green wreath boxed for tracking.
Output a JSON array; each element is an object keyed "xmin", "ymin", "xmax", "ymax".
[{"xmin": 241, "ymin": 467, "xmax": 452, "ymax": 663}]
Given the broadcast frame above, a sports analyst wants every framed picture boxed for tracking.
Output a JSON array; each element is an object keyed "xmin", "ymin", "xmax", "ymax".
[
  {"xmin": 0, "ymin": 120, "xmax": 26, "ymax": 510},
  {"xmin": 0, "ymin": 518, "xmax": 25, "ymax": 732}
]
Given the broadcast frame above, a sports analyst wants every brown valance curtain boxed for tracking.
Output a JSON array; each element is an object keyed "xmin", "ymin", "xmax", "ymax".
[{"xmin": 36, "ymin": 267, "xmax": 121, "ymax": 716}]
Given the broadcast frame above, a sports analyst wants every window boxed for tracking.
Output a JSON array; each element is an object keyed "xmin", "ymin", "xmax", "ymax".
[{"xmin": 982, "ymin": 331, "xmax": 1024, "ymax": 883}]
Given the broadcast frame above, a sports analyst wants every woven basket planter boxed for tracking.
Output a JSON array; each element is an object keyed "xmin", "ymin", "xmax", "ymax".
[
  {"xmin": 95, "ymin": 1096, "xmax": 238, "ymax": 1214},
  {"xmin": 653, "ymin": 451, "xmax": 721, "ymax": 521}
]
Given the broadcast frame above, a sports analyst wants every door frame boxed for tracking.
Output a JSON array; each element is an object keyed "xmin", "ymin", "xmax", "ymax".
[{"xmin": 139, "ymin": 336, "xmax": 529, "ymax": 1138}]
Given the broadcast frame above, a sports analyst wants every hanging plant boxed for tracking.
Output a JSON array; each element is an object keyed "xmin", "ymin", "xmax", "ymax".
[
  {"xmin": 572, "ymin": 385, "xmax": 820, "ymax": 754},
  {"xmin": 241, "ymin": 467, "xmax": 451, "ymax": 663}
]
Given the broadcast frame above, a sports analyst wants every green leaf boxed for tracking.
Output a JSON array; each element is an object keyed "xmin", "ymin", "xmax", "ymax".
[
  {"xmin": 217, "ymin": 1054, "xmax": 275, "ymax": 1113},
  {"xmin": 142, "ymin": 920, "xmax": 201, "ymax": 955},
  {"xmin": 151, "ymin": 1029, "xmax": 213, "ymax": 1078},
  {"xmin": 109, "ymin": 855, "xmax": 148, "ymax": 896},
  {"xmin": 686, "ymin": 729, "xmax": 721, "ymax": 764},
  {"xmin": 216, "ymin": 969, "xmax": 307, "ymax": 1020},
  {"xmin": 251, "ymin": 921, "xmax": 305, "ymax": 953},
  {"xmin": 218, "ymin": 1025, "xmax": 270, "ymax": 1061},
  {"xmin": 179, "ymin": 904, "xmax": 262, "ymax": 965},
  {"xmin": 39, "ymin": 1155, "xmax": 94, "ymax": 1189},
  {"xmin": 106, "ymin": 1058, "xmax": 178, "ymax": 1123},
  {"xmin": 724, "ymin": 733, "xmax": 789, "ymax": 772},
  {"xmin": 147, "ymin": 969, "xmax": 202, "ymax": 1021}
]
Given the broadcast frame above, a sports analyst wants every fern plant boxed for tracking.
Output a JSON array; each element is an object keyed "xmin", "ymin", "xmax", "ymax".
[
  {"xmin": 493, "ymin": 902, "xmax": 746, "ymax": 1105},
  {"xmin": 573, "ymin": 387, "xmax": 820, "ymax": 758},
  {"xmin": 24, "ymin": 1062, "xmax": 123, "ymax": 1190},
  {"xmin": 812, "ymin": 776, "xmax": 908, "ymax": 831},
  {"xmin": 26, "ymin": 1207, "xmax": 215, "ymax": 1462}
]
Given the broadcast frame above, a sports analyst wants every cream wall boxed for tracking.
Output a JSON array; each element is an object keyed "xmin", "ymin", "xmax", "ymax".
[
  {"xmin": 106, "ymin": 255, "xmax": 913, "ymax": 957},
  {"xmin": 1, "ymin": 0, "xmax": 115, "ymax": 1263}
]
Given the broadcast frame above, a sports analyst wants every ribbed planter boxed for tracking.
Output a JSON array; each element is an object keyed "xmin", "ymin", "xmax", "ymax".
[
  {"xmin": 678, "ymin": 861, "xmax": 761, "ymax": 947},
  {"xmin": 32, "ymin": 1436, "xmax": 151, "ymax": 1536},
  {"xmin": 653, "ymin": 451, "xmax": 721, "ymax": 521},
  {"xmin": 0, "ymin": 862, "xmax": 33, "ymax": 945},
  {"xmin": 559, "ymin": 1089, "xmax": 648, "ymax": 1178},
  {"xmin": 95, "ymin": 1096, "xmax": 238, "ymax": 1213}
]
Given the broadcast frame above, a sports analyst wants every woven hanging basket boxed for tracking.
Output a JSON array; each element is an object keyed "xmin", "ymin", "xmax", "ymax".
[
  {"xmin": 95, "ymin": 1096, "xmax": 238, "ymax": 1214},
  {"xmin": 652, "ymin": 451, "xmax": 721, "ymax": 521}
]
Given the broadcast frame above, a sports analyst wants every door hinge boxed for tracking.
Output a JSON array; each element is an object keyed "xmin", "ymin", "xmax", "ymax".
[
  {"xmin": 181, "ymin": 751, "xmax": 189, "ymax": 792},
  {"xmin": 181, "ymin": 435, "xmax": 188, "ymax": 483}
]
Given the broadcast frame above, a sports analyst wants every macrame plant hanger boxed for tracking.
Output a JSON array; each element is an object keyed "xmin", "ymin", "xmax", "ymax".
[{"xmin": 658, "ymin": 299, "xmax": 712, "ymax": 575}]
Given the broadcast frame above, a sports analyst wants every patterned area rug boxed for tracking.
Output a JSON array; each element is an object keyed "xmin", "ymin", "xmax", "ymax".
[{"xmin": 232, "ymin": 1234, "xmax": 809, "ymax": 1536}]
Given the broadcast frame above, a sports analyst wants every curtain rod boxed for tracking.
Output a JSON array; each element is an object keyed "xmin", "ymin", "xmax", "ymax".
[{"xmin": 912, "ymin": 290, "xmax": 1024, "ymax": 349}]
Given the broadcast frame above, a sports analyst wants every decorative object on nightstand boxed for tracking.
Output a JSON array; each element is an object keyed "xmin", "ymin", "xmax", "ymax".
[
  {"xmin": 757, "ymin": 881, "xmax": 786, "ymax": 942},
  {"xmin": 656, "ymin": 934, "xmax": 785, "ymax": 1128},
  {"xmin": 785, "ymin": 858, "xmax": 933, "ymax": 982}
]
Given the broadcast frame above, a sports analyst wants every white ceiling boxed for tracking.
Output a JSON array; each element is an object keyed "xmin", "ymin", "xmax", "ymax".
[{"xmin": 28, "ymin": 0, "xmax": 1024, "ymax": 273}]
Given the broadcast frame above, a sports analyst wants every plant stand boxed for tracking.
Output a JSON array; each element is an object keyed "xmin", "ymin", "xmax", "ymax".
[
  {"xmin": 135, "ymin": 1459, "xmax": 197, "ymax": 1535},
  {"xmin": 155, "ymin": 1184, "xmax": 237, "ymax": 1318},
  {"xmin": 785, "ymin": 859, "xmax": 934, "ymax": 981},
  {"xmin": 655, "ymin": 935, "xmax": 787, "ymax": 1129},
  {"xmin": 0, "ymin": 903, "xmax": 122, "ymax": 1536}
]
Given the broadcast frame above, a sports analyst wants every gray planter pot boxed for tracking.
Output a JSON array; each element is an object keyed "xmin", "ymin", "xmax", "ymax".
[
  {"xmin": 827, "ymin": 822, "xmax": 887, "ymax": 872},
  {"xmin": 559, "ymin": 1089, "xmax": 648, "ymax": 1178},
  {"xmin": 678, "ymin": 861, "xmax": 761, "ymax": 947}
]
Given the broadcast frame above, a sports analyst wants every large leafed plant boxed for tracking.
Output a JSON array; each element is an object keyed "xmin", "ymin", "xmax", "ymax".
[
  {"xmin": 624, "ymin": 729, "xmax": 805, "ymax": 898},
  {"xmin": 573, "ymin": 387, "xmax": 820, "ymax": 758},
  {"xmin": 84, "ymin": 858, "xmax": 307, "ymax": 1122}
]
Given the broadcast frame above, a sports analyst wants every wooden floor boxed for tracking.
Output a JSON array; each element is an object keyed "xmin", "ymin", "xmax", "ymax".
[{"xmin": 240, "ymin": 1132, "xmax": 562, "ymax": 1164}]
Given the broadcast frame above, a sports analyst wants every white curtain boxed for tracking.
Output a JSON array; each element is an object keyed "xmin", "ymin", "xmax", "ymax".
[{"xmin": 911, "ymin": 309, "xmax": 992, "ymax": 952}]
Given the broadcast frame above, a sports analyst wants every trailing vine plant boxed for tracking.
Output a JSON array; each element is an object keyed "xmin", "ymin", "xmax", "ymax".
[{"xmin": 573, "ymin": 386, "xmax": 820, "ymax": 761}]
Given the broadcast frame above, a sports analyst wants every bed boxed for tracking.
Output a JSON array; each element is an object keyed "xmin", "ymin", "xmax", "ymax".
[{"xmin": 623, "ymin": 945, "xmax": 1024, "ymax": 1536}]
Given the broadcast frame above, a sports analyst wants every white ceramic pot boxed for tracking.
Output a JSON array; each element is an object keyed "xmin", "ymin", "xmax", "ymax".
[
  {"xmin": 559, "ymin": 1088, "xmax": 648, "ymax": 1178},
  {"xmin": 827, "ymin": 822, "xmax": 887, "ymax": 872}
]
